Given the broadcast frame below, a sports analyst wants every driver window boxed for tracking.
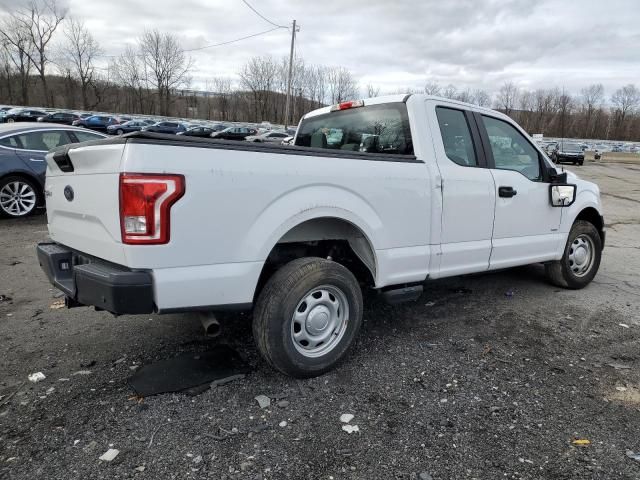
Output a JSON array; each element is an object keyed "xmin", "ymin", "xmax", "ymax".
[{"xmin": 482, "ymin": 116, "xmax": 541, "ymax": 181}]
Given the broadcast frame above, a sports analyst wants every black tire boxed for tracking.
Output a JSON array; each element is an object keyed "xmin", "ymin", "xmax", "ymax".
[
  {"xmin": 0, "ymin": 175, "xmax": 41, "ymax": 218},
  {"xmin": 578, "ymin": 160, "xmax": 584, "ymax": 166},
  {"xmin": 116, "ymin": 129, "xmax": 124, "ymax": 135},
  {"xmin": 545, "ymin": 220, "xmax": 602, "ymax": 289},
  {"xmin": 253, "ymin": 257, "xmax": 363, "ymax": 378}
]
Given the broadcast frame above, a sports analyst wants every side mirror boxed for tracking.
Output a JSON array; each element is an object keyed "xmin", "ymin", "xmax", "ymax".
[{"xmin": 549, "ymin": 184, "xmax": 576, "ymax": 207}]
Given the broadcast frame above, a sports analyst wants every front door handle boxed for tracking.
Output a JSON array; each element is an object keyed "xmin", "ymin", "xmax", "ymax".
[{"xmin": 498, "ymin": 186, "xmax": 517, "ymax": 198}]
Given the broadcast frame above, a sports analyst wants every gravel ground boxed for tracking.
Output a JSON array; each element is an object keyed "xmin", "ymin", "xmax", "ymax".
[{"xmin": 1, "ymin": 162, "xmax": 639, "ymax": 480}]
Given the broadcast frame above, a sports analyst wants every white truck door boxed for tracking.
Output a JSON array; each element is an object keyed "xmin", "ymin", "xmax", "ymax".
[
  {"xmin": 475, "ymin": 113, "xmax": 563, "ymax": 269},
  {"xmin": 427, "ymin": 102, "xmax": 496, "ymax": 277}
]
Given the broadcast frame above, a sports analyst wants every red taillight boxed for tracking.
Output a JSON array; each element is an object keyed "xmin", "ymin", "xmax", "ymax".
[
  {"xmin": 330, "ymin": 99, "xmax": 365, "ymax": 112},
  {"xmin": 119, "ymin": 173, "xmax": 185, "ymax": 245}
]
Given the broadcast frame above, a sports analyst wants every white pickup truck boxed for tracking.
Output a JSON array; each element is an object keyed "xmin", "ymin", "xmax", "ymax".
[{"xmin": 37, "ymin": 94, "xmax": 604, "ymax": 378}]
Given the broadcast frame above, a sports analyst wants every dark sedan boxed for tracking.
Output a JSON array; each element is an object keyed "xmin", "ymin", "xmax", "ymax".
[
  {"xmin": 106, "ymin": 120, "xmax": 150, "ymax": 135},
  {"xmin": 177, "ymin": 126, "xmax": 215, "ymax": 137},
  {"xmin": 72, "ymin": 115, "xmax": 120, "ymax": 132},
  {"xmin": 37, "ymin": 111, "xmax": 81, "ymax": 125},
  {"xmin": 210, "ymin": 126, "xmax": 257, "ymax": 141},
  {"xmin": 0, "ymin": 123, "xmax": 106, "ymax": 218},
  {"xmin": 552, "ymin": 142, "xmax": 585, "ymax": 166},
  {"xmin": 142, "ymin": 121, "xmax": 187, "ymax": 134},
  {"xmin": 1, "ymin": 108, "xmax": 48, "ymax": 123}
]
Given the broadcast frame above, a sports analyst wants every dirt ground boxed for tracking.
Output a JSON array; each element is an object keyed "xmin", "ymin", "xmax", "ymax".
[{"xmin": 1, "ymin": 162, "xmax": 639, "ymax": 480}]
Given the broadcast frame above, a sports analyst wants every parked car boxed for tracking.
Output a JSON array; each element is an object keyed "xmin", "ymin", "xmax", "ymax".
[
  {"xmin": 552, "ymin": 142, "xmax": 585, "ymax": 165},
  {"xmin": 37, "ymin": 94, "xmax": 604, "ymax": 378},
  {"xmin": 177, "ymin": 126, "xmax": 215, "ymax": 137},
  {"xmin": 106, "ymin": 120, "xmax": 150, "ymax": 135},
  {"xmin": 142, "ymin": 121, "xmax": 187, "ymax": 134},
  {"xmin": 0, "ymin": 124, "xmax": 106, "ymax": 218},
  {"xmin": 210, "ymin": 123, "xmax": 230, "ymax": 132},
  {"xmin": 1, "ymin": 108, "xmax": 48, "ymax": 123},
  {"xmin": 210, "ymin": 126, "xmax": 257, "ymax": 140},
  {"xmin": 72, "ymin": 115, "xmax": 119, "ymax": 132},
  {"xmin": 245, "ymin": 130, "xmax": 291, "ymax": 143},
  {"xmin": 37, "ymin": 112, "xmax": 81, "ymax": 125}
]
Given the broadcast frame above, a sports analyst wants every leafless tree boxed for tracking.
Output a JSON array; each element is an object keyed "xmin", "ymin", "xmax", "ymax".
[
  {"xmin": 110, "ymin": 45, "xmax": 148, "ymax": 113},
  {"xmin": 139, "ymin": 29, "xmax": 193, "ymax": 116},
  {"xmin": 365, "ymin": 83, "xmax": 380, "ymax": 98},
  {"xmin": 455, "ymin": 88, "xmax": 473, "ymax": 103},
  {"xmin": 0, "ymin": 15, "xmax": 35, "ymax": 105},
  {"xmin": 611, "ymin": 84, "xmax": 640, "ymax": 137},
  {"xmin": 6, "ymin": 0, "xmax": 66, "ymax": 106},
  {"xmin": 579, "ymin": 84, "xmax": 603, "ymax": 138},
  {"xmin": 239, "ymin": 55, "xmax": 278, "ymax": 122},
  {"xmin": 496, "ymin": 81, "xmax": 519, "ymax": 116},
  {"xmin": 326, "ymin": 66, "xmax": 357, "ymax": 104},
  {"xmin": 441, "ymin": 84, "xmax": 457, "ymax": 99},
  {"xmin": 212, "ymin": 76, "xmax": 233, "ymax": 121},
  {"xmin": 472, "ymin": 89, "xmax": 491, "ymax": 107},
  {"xmin": 424, "ymin": 81, "xmax": 441, "ymax": 96},
  {"xmin": 59, "ymin": 17, "xmax": 102, "ymax": 109}
]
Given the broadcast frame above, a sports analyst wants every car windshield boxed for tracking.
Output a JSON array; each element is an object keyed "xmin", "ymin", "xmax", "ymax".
[
  {"xmin": 562, "ymin": 143, "xmax": 582, "ymax": 152},
  {"xmin": 295, "ymin": 102, "xmax": 414, "ymax": 155},
  {"xmin": 7, "ymin": 108, "xmax": 23, "ymax": 114}
]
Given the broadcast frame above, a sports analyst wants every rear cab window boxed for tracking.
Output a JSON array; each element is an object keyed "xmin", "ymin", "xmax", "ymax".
[{"xmin": 295, "ymin": 102, "xmax": 413, "ymax": 155}]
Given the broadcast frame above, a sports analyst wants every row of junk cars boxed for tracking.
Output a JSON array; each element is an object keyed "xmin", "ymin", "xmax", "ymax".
[
  {"xmin": 0, "ymin": 106, "xmax": 297, "ymax": 144},
  {"xmin": 537, "ymin": 138, "xmax": 640, "ymax": 165},
  {"xmin": 0, "ymin": 105, "xmax": 297, "ymax": 219}
]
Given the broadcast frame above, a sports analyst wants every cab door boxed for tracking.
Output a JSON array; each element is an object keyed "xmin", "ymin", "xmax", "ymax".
[
  {"xmin": 475, "ymin": 113, "xmax": 563, "ymax": 269},
  {"xmin": 427, "ymin": 102, "xmax": 496, "ymax": 278}
]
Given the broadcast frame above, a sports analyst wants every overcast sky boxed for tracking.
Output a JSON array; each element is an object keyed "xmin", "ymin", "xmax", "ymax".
[{"xmin": 3, "ymin": 0, "xmax": 640, "ymax": 96}]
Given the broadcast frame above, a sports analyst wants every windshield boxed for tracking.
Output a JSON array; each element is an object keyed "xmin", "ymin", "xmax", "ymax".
[
  {"xmin": 295, "ymin": 102, "xmax": 413, "ymax": 155},
  {"xmin": 561, "ymin": 143, "xmax": 582, "ymax": 152}
]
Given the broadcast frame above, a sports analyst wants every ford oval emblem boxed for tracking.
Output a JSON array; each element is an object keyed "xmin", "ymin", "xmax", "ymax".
[{"xmin": 64, "ymin": 185, "xmax": 74, "ymax": 202}]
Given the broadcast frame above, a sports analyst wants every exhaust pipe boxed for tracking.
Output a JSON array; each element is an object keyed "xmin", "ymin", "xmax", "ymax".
[{"xmin": 199, "ymin": 312, "xmax": 221, "ymax": 338}]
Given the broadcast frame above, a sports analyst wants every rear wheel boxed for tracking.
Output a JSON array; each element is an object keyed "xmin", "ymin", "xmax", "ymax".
[
  {"xmin": 545, "ymin": 220, "xmax": 601, "ymax": 289},
  {"xmin": 253, "ymin": 257, "xmax": 363, "ymax": 378},
  {"xmin": 0, "ymin": 176, "xmax": 40, "ymax": 218},
  {"xmin": 116, "ymin": 129, "xmax": 124, "ymax": 135},
  {"xmin": 6, "ymin": 118, "xmax": 15, "ymax": 123}
]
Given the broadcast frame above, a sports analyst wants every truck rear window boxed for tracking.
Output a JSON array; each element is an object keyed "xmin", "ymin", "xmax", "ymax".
[{"xmin": 295, "ymin": 102, "xmax": 413, "ymax": 155}]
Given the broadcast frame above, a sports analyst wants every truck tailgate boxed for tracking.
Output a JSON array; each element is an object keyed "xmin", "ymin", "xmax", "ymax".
[{"xmin": 45, "ymin": 143, "xmax": 126, "ymax": 265}]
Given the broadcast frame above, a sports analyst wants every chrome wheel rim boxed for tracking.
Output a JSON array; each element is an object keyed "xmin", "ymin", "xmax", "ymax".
[
  {"xmin": 0, "ymin": 181, "xmax": 37, "ymax": 216},
  {"xmin": 291, "ymin": 285, "xmax": 349, "ymax": 358},
  {"xmin": 568, "ymin": 234, "xmax": 595, "ymax": 277}
]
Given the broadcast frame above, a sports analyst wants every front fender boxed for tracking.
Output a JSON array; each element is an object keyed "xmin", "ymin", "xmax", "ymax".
[{"xmin": 560, "ymin": 189, "xmax": 602, "ymax": 234}]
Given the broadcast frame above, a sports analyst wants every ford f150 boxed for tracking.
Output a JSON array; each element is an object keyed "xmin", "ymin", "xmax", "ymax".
[{"xmin": 37, "ymin": 94, "xmax": 604, "ymax": 378}]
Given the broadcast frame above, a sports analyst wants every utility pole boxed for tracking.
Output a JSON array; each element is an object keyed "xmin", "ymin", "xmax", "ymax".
[{"xmin": 283, "ymin": 19, "xmax": 299, "ymax": 127}]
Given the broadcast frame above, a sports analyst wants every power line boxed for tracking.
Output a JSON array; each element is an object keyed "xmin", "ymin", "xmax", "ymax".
[
  {"xmin": 183, "ymin": 26, "xmax": 285, "ymax": 52},
  {"xmin": 96, "ymin": 26, "xmax": 286, "ymax": 59},
  {"xmin": 241, "ymin": 0, "xmax": 286, "ymax": 29}
]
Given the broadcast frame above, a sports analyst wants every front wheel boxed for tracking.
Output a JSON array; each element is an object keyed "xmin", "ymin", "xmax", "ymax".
[
  {"xmin": 253, "ymin": 258, "xmax": 363, "ymax": 378},
  {"xmin": 116, "ymin": 129, "xmax": 124, "ymax": 135},
  {"xmin": 545, "ymin": 220, "xmax": 602, "ymax": 289}
]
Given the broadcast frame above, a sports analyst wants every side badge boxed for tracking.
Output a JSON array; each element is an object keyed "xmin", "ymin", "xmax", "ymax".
[{"xmin": 64, "ymin": 185, "xmax": 74, "ymax": 202}]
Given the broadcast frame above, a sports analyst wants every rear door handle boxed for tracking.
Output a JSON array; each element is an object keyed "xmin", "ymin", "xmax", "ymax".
[{"xmin": 498, "ymin": 186, "xmax": 517, "ymax": 198}]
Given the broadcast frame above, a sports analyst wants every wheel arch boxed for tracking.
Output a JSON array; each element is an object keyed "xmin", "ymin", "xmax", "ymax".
[
  {"xmin": 574, "ymin": 206, "xmax": 605, "ymax": 246},
  {"xmin": 253, "ymin": 216, "xmax": 378, "ymax": 303}
]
